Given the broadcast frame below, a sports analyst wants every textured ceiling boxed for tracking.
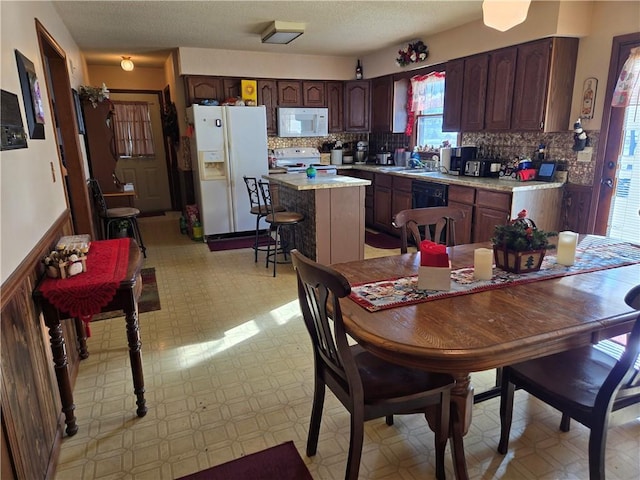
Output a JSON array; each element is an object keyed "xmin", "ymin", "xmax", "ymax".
[{"xmin": 51, "ymin": 1, "xmax": 484, "ymax": 67}]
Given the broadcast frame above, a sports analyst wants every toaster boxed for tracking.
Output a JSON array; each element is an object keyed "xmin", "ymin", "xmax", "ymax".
[{"xmin": 464, "ymin": 159, "xmax": 502, "ymax": 177}]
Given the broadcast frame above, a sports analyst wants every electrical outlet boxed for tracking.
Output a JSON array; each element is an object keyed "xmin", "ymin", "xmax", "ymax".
[{"xmin": 577, "ymin": 146, "xmax": 593, "ymax": 163}]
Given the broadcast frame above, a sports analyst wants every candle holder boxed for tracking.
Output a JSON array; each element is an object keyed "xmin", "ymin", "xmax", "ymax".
[{"xmin": 556, "ymin": 231, "xmax": 578, "ymax": 266}]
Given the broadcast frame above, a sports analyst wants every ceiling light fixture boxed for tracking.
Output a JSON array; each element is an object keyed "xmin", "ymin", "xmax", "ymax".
[
  {"xmin": 120, "ymin": 56, "xmax": 134, "ymax": 71},
  {"xmin": 482, "ymin": 0, "xmax": 531, "ymax": 32},
  {"xmin": 261, "ymin": 21, "xmax": 305, "ymax": 44}
]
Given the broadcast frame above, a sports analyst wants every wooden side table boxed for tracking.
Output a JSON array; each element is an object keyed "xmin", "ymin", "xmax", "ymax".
[{"xmin": 33, "ymin": 239, "xmax": 147, "ymax": 436}]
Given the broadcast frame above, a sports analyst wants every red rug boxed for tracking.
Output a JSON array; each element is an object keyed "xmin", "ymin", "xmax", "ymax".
[
  {"xmin": 175, "ymin": 441, "xmax": 312, "ymax": 480},
  {"xmin": 207, "ymin": 235, "xmax": 272, "ymax": 252},
  {"xmin": 365, "ymin": 230, "xmax": 402, "ymax": 249}
]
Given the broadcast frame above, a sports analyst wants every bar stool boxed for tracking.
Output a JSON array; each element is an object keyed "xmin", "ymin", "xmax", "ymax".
[
  {"xmin": 258, "ymin": 180, "xmax": 304, "ymax": 277},
  {"xmin": 87, "ymin": 178, "xmax": 147, "ymax": 258},
  {"xmin": 243, "ymin": 176, "xmax": 285, "ymax": 262}
]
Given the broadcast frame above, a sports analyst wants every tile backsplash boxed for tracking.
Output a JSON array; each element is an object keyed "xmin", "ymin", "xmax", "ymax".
[{"xmin": 268, "ymin": 129, "xmax": 599, "ymax": 186}]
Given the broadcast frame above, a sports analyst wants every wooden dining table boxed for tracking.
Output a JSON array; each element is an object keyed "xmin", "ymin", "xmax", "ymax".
[{"xmin": 331, "ymin": 236, "xmax": 639, "ymax": 479}]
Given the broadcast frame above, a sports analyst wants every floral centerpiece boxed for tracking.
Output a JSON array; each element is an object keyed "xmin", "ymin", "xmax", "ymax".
[
  {"xmin": 396, "ymin": 40, "xmax": 429, "ymax": 67},
  {"xmin": 491, "ymin": 209, "xmax": 556, "ymax": 274},
  {"xmin": 78, "ymin": 83, "xmax": 110, "ymax": 108}
]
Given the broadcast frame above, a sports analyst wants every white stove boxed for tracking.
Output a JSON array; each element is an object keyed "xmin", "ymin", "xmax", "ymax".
[{"xmin": 273, "ymin": 147, "xmax": 336, "ymax": 174}]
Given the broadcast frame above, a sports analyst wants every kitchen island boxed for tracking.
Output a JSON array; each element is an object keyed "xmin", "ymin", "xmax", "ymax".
[{"xmin": 264, "ymin": 173, "xmax": 371, "ymax": 265}]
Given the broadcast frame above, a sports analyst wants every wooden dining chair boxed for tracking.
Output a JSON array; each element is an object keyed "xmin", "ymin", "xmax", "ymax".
[
  {"xmin": 392, "ymin": 206, "xmax": 466, "ymax": 254},
  {"xmin": 291, "ymin": 249, "xmax": 464, "ymax": 480},
  {"xmin": 498, "ymin": 284, "xmax": 640, "ymax": 480}
]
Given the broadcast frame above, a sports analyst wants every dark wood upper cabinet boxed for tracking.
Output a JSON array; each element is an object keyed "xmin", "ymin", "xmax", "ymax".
[
  {"xmin": 222, "ymin": 78, "xmax": 241, "ymax": 101},
  {"xmin": 443, "ymin": 58, "xmax": 465, "ymax": 132},
  {"xmin": 302, "ymin": 81, "xmax": 326, "ymax": 106},
  {"xmin": 326, "ymin": 81, "xmax": 344, "ymax": 133},
  {"xmin": 277, "ymin": 80, "xmax": 302, "ymax": 106},
  {"xmin": 344, "ymin": 80, "xmax": 370, "ymax": 132},
  {"xmin": 485, "ymin": 47, "xmax": 517, "ymax": 131},
  {"xmin": 184, "ymin": 76, "xmax": 223, "ymax": 105},
  {"xmin": 512, "ymin": 37, "xmax": 579, "ymax": 132},
  {"xmin": 371, "ymin": 76, "xmax": 393, "ymax": 132},
  {"xmin": 257, "ymin": 80, "xmax": 278, "ymax": 135},
  {"xmin": 460, "ymin": 54, "xmax": 488, "ymax": 132}
]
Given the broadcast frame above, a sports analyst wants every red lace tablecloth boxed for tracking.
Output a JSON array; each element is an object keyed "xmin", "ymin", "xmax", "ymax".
[{"xmin": 39, "ymin": 238, "xmax": 131, "ymax": 334}]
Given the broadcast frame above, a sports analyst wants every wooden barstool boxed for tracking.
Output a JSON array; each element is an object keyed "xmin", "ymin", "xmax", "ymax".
[
  {"xmin": 243, "ymin": 176, "xmax": 284, "ymax": 262},
  {"xmin": 258, "ymin": 180, "xmax": 304, "ymax": 277},
  {"xmin": 88, "ymin": 178, "xmax": 147, "ymax": 258}
]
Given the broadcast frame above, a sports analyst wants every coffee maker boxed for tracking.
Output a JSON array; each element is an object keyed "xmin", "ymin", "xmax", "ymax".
[{"xmin": 449, "ymin": 146, "xmax": 477, "ymax": 175}]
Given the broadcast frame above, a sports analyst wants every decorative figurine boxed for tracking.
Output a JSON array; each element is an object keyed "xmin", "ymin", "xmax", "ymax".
[{"xmin": 573, "ymin": 118, "xmax": 588, "ymax": 152}]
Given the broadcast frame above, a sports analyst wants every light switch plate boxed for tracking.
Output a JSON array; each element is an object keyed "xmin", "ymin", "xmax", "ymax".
[{"xmin": 577, "ymin": 146, "xmax": 593, "ymax": 162}]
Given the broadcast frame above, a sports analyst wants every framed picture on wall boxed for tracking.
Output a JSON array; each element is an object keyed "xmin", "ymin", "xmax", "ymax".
[
  {"xmin": 15, "ymin": 49, "xmax": 45, "ymax": 139},
  {"xmin": 72, "ymin": 88, "xmax": 85, "ymax": 135}
]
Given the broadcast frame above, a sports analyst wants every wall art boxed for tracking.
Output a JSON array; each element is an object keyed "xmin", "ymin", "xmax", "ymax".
[
  {"xmin": 15, "ymin": 49, "xmax": 45, "ymax": 139},
  {"xmin": 581, "ymin": 77, "xmax": 597, "ymax": 119},
  {"xmin": 72, "ymin": 88, "xmax": 85, "ymax": 135}
]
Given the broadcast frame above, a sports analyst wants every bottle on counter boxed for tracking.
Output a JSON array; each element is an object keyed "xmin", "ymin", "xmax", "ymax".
[
  {"xmin": 306, "ymin": 165, "xmax": 317, "ymax": 179},
  {"xmin": 355, "ymin": 60, "xmax": 363, "ymax": 80}
]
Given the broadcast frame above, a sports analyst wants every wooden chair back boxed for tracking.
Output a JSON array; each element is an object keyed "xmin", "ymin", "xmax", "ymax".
[{"xmin": 392, "ymin": 206, "xmax": 466, "ymax": 253}]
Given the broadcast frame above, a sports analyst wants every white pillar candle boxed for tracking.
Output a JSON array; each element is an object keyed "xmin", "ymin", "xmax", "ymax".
[
  {"xmin": 474, "ymin": 248, "xmax": 494, "ymax": 281},
  {"xmin": 556, "ymin": 231, "xmax": 578, "ymax": 266}
]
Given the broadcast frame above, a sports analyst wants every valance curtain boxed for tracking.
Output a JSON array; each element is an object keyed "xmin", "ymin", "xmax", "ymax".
[
  {"xmin": 112, "ymin": 102, "xmax": 155, "ymax": 157},
  {"xmin": 612, "ymin": 46, "xmax": 640, "ymax": 108},
  {"xmin": 406, "ymin": 72, "xmax": 445, "ymax": 136}
]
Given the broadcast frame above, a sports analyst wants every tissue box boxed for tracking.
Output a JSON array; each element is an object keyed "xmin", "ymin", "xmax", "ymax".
[{"xmin": 418, "ymin": 262, "xmax": 451, "ymax": 291}]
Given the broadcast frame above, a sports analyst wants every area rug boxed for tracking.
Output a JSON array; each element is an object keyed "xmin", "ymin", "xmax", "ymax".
[
  {"xmin": 175, "ymin": 441, "xmax": 312, "ymax": 480},
  {"xmin": 207, "ymin": 235, "xmax": 272, "ymax": 252},
  {"xmin": 92, "ymin": 268, "xmax": 160, "ymax": 321},
  {"xmin": 365, "ymin": 230, "xmax": 402, "ymax": 249}
]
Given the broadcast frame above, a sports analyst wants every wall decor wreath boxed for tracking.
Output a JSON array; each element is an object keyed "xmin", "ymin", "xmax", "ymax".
[{"xmin": 396, "ymin": 40, "xmax": 429, "ymax": 67}]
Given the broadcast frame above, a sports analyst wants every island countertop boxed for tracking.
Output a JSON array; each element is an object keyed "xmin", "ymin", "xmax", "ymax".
[{"xmin": 264, "ymin": 172, "xmax": 371, "ymax": 191}]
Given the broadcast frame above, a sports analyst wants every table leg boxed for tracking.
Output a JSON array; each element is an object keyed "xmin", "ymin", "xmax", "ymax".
[
  {"xmin": 46, "ymin": 320, "xmax": 78, "ymax": 436},
  {"xmin": 124, "ymin": 304, "xmax": 147, "ymax": 417},
  {"xmin": 73, "ymin": 317, "xmax": 89, "ymax": 359}
]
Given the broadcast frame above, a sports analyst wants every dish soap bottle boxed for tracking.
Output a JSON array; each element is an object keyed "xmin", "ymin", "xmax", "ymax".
[
  {"xmin": 306, "ymin": 165, "xmax": 317, "ymax": 179},
  {"xmin": 355, "ymin": 60, "xmax": 363, "ymax": 80}
]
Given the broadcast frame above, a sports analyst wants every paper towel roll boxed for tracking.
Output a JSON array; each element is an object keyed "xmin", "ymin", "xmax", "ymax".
[{"xmin": 440, "ymin": 147, "xmax": 452, "ymax": 171}]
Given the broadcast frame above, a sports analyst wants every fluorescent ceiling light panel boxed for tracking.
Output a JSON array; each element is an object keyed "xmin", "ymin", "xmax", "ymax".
[
  {"xmin": 483, "ymin": 0, "xmax": 531, "ymax": 32},
  {"xmin": 262, "ymin": 21, "xmax": 305, "ymax": 44}
]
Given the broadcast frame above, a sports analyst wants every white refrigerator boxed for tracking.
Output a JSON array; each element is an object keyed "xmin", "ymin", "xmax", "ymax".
[{"xmin": 186, "ymin": 105, "xmax": 269, "ymax": 236}]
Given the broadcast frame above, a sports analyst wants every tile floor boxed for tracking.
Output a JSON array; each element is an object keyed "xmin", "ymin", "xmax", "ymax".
[{"xmin": 55, "ymin": 212, "xmax": 640, "ymax": 480}]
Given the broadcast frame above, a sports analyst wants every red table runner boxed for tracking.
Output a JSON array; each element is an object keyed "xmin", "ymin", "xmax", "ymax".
[
  {"xmin": 349, "ymin": 238, "xmax": 640, "ymax": 312},
  {"xmin": 39, "ymin": 238, "xmax": 131, "ymax": 334}
]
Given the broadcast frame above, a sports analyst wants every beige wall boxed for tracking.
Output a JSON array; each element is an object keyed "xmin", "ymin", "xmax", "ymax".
[
  {"xmin": 0, "ymin": 1, "xmax": 87, "ymax": 284},
  {"xmin": 87, "ymin": 64, "xmax": 168, "ymax": 91}
]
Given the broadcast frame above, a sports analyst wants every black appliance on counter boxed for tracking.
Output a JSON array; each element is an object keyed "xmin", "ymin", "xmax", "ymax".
[
  {"xmin": 449, "ymin": 146, "xmax": 477, "ymax": 175},
  {"xmin": 412, "ymin": 181, "xmax": 447, "ymax": 208}
]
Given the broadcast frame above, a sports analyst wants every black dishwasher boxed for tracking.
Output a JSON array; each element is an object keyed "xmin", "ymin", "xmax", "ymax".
[{"xmin": 412, "ymin": 181, "xmax": 448, "ymax": 208}]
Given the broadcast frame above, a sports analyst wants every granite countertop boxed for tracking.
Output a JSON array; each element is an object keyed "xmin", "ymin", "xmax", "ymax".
[
  {"xmin": 263, "ymin": 172, "xmax": 371, "ymax": 191},
  {"xmin": 267, "ymin": 165, "xmax": 564, "ymax": 192}
]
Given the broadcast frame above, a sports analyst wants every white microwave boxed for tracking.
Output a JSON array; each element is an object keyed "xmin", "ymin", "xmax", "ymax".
[{"xmin": 277, "ymin": 107, "xmax": 328, "ymax": 137}]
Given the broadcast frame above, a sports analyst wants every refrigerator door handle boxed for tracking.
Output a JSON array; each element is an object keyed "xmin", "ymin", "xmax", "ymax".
[{"xmin": 215, "ymin": 119, "xmax": 222, "ymax": 127}]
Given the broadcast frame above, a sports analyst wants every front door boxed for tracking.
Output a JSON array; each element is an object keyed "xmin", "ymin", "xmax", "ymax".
[
  {"xmin": 591, "ymin": 33, "xmax": 640, "ymax": 240},
  {"xmin": 110, "ymin": 91, "xmax": 172, "ymax": 214}
]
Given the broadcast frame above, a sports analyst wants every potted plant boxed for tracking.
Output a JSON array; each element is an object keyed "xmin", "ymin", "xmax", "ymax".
[
  {"xmin": 491, "ymin": 209, "xmax": 556, "ymax": 274},
  {"xmin": 112, "ymin": 220, "xmax": 131, "ymax": 238}
]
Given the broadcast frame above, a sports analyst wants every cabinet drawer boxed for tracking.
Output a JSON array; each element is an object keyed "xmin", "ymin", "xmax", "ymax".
[
  {"xmin": 476, "ymin": 189, "xmax": 511, "ymax": 210},
  {"xmin": 375, "ymin": 173, "xmax": 392, "ymax": 188},
  {"xmin": 448, "ymin": 185, "xmax": 475, "ymax": 205},
  {"xmin": 392, "ymin": 176, "xmax": 412, "ymax": 192}
]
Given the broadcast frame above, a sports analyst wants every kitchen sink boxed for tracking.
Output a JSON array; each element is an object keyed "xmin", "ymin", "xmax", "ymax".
[{"xmin": 379, "ymin": 166, "xmax": 416, "ymax": 172}]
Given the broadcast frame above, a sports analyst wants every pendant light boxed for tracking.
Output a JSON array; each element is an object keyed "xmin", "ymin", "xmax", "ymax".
[{"xmin": 120, "ymin": 56, "xmax": 134, "ymax": 71}]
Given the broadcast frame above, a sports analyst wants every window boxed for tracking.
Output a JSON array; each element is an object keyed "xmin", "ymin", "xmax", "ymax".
[
  {"xmin": 409, "ymin": 72, "xmax": 458, "ymax": 149},
  {"xmin": 112, "ymin": 101, "xmax": 155, "ymax": 157}
]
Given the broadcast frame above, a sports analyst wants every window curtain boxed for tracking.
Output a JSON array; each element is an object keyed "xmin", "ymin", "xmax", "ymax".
[
  {"xmin": 406, "ymin": 71, "xmax": 445, "ymax": 136},
  {"xmin": 112, "ymin": 102, "xmax": 155, "ymax": 157},
  {"xmin": 612, "ymin": 46, "xmax": 640, "ymax": 108}
]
